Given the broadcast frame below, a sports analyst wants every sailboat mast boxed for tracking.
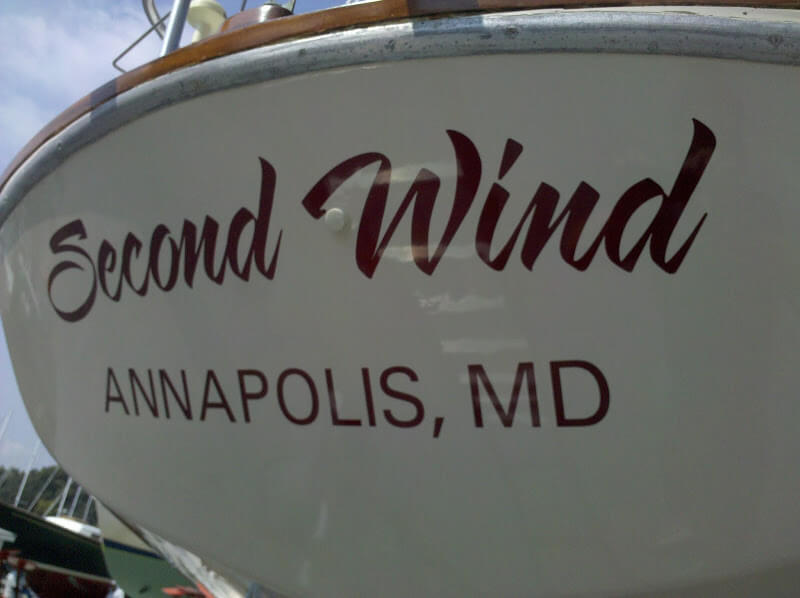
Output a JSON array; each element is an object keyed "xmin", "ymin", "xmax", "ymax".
[
  {"xmin": 0, "ymin": 411, "xmax": 11, "ymax": 445},
  {"xmin": 13, "ymin": 439, "xmax": 40, "ymax": 507},
  {"xmin": 26, "ymin": 466, "xmax": 60, "ymax": 512},
  {"xmin": 68, "ymin": 486, "xmax": 82, "ymax": 517},
  {"xmin": 56, "ymin": 476, "xmax": 72, "ymax": 515}
]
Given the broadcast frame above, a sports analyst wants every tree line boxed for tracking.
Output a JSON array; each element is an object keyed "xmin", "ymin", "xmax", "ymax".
[{"xmin": 0, "ymin": 466, "xmax": 97, "ymax": 524}]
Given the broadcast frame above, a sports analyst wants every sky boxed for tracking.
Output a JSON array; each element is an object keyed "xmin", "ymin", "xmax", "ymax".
[{"xmin": 0, "ymin": 0, "xmax": 342, "ymax": 470}]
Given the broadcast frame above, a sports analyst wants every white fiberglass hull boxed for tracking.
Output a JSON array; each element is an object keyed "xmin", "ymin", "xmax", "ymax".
[
  {"xmin": 2, "ymin": 7, "xmax": 800, "ymax": 597},
  {"xmin": 95, "ymin": 503, "xmax": 197, "ymax": 598},
  {"xmin": 95, "ymin": 501, "xmax": 245, "ymax": 597}
]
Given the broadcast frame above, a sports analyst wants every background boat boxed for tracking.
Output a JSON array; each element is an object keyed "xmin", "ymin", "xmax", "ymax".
[
  {"xmin": 96, "ymin": 500, "xmax": 233, "ymax": 598},
  {"xmin": 0, "ymin": 501, "xmax": 113, "ymax": 597}
]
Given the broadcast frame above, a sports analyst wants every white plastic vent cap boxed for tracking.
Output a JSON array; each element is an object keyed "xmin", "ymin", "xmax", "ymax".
[{"xmin": 187, "ymin": 0, "xmax": 227, "ymax": 42}]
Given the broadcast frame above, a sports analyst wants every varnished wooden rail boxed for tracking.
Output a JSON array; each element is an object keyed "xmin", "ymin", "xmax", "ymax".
[{"xmin": 2, "ymin": 0, "xmax": 798, "ymax": 195}]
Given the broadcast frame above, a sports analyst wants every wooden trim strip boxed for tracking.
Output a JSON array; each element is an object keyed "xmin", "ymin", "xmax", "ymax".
[{"xmin": 2, "ymin": 0, "xmax": 799, "ymax": 194}]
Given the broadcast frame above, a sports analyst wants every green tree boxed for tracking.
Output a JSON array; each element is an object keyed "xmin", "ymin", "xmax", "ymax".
[{"xmin": 0, "ymin": 466, "xmax": 97, "ymax": 524}]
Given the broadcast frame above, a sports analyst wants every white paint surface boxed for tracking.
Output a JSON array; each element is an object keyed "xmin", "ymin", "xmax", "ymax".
[{"xmin": 2, "ymin": 50, "xmax": 800, "ymax": 596}]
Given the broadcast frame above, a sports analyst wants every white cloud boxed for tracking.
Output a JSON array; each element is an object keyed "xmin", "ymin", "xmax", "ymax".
[
  {"xmin": 0, "ymin": 439, "xmax": 29, "ymax": 468},
  {"xmin": 0, "ymin": 2, "xmax": 163, "ymax": 170},
  {"xmin": 0, "ymin": 4, "xmax": 159, "ymax": 97},
  {"xmin": 0, "ymin": 93, "xmax": 55, "ymax": 167}
]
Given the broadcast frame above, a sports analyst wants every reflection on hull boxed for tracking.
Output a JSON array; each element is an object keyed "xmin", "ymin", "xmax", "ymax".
[{"xmin": 96, "ymin": 501, "xmax": 204, "ymax": 598}]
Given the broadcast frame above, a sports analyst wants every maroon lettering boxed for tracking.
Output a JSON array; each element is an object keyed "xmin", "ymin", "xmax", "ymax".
[
  {"xmin": 325, "ymin": 369, "xmax": 361, "ymax": 426},
  {"xmin": 97, "ymin": 241, "xmax": 122, "ymax": 301},
  {"xmin": 178, "ymin": 217, "xmax": 223, "ymax": 285},
  {"xmin": 105, "ymin": 367, "xmax": 129, "ymax": 415},
  {"xmin": 129, "ymin": 369, "xmax": 158, "ymax": 418},
  {"xmin": 603, "ymin": 118, "xmax": 715, "ymax": 273},
  {"xmin": 48, "ymin": 159, "xmax": 282, "ymax": 322},
  {"xmin": 122, "ymin": 235, "xmax": 148, "ymax": 295},
  {"xmin": 200, "ymin": 370, "xmax": 236, "ymax": 422},
  {"xmin": 302, "ymin": 130, "xmax": 481, "ymax": 277},
  {"xmin": 468, "ymin": 362, "xmax": 539, "ymax": 427},
  {"xmin": 550, "ymin": 360, "xmax": 610, "ymax": 427},
  {"xmin": 475, "ymin": 138, "xmax": 525, "ymax": 270},
  {"xmin": 159, "ymin": 369, "xmax": 192, "ymax": 420},
  {"xmin": 47, "ymin": 220, "xmax": 97, "ymax": 322},
  {"xmin": 361, "ymin": 368, "xmax": 377, "ymax": 427},
  {"xmin": 520, "ymin": 182, "xmax": 603, "ymax": 270},
  {"xmin": 149, "ymin": 225, "xmax": 180, "ymax": 290},
  {"xmin": 380, "ymin": 366, "xmax": 424, "ymax": 428},
  {"xmin": 277, "ymin": 368, "xmax": 318, "ymax": 425},
  {"xmin": 52, "ymin": 122, "xmax": 714, "ymax": 323},
  {"xmin": 433, "ymin": 416, "xmax": 444, "ymax": 438},
  {"xmin": 238, "ymin": 369, "xmax": 267, "ymax": 423},
  {"xmin": 303, "ymin": 120, "xmax": 713, "ymax": 278}
]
